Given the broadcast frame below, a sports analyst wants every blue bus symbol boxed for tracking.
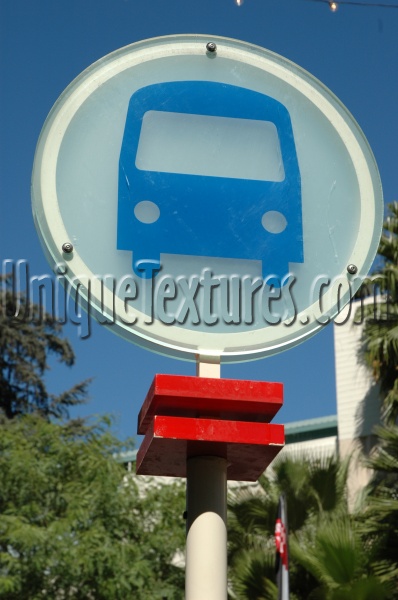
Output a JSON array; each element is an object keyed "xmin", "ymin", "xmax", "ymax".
[{"xmin": 117, "ymin": 81, "xmax": 303, "ymax": 280}]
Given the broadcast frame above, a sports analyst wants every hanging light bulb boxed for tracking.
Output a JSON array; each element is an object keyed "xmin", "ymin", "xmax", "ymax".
[
  {"xmin": 235, "ymin": 0, "xmax": 244, "ymax": 6},
  {"xmin": 329, "ymin": 1, "xmax": 338, "ymax": 11}
]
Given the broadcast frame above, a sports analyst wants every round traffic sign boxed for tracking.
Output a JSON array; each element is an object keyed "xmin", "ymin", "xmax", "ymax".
[{"xmin": 32, "ymin": 34, "xmax": 383, "ymax": 362}]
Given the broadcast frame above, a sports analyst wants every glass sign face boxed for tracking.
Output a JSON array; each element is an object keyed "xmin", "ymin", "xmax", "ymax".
[{"xmin": 31, "ymin": 35, "xmax": 383, "ymax": 362}]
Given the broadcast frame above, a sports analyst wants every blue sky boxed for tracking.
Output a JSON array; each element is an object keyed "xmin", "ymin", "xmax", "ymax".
[{"xmin": 1, "ymin": 0, "xmax": 397, "ymax": 442}]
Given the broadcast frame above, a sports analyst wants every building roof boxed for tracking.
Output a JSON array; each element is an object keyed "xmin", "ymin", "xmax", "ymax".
[{"xmin": 284, "ymin": 415, "xmax": 338, "ymax": 443}]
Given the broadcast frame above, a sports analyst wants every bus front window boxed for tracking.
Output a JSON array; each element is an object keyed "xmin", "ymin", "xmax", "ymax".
[{"xmin": 135, "ymin": 110, "xmax": 285, "ymax": 182}]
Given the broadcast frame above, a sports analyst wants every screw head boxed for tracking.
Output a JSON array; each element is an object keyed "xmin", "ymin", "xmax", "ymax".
[
  {"xmin": 347, "ymin": 264, "xmax": 357, "ymax": 275},
  {"xmin": 62, "ymin": 242, "xmax": 73, "ymax": 254},
  {"xmin": 206, "ymin": 42, "xmax": 217, "ymax": 53}
]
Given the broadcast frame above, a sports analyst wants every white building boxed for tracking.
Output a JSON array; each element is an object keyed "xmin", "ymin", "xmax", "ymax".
[{"xmin": 280, "ymin": 298, "xmax": 380, "ymax": 505}]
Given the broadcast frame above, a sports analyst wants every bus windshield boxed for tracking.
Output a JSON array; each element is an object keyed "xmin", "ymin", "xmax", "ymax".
[{"xmin": 135, "ymin": 110, "xmax": 285, "ymax": 182}]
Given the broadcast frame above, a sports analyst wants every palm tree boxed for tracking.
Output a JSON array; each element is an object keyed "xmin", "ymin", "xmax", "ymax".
[
  {"xmin": 359, "ymin": 201, "xmax": 398, "ymax": 424},
  {"xmin": 291, "ymin": 515, "xmax": 390, "ymax": 599},
  {"xmin": 228, "ymin": 451, "xmax": 394, "ymax": 599},
  {"xmin": 358, "ymin": 424, "xmax": 398, "ymax": 597},
  {"xmin": 228, "ymin": 453, "xmax": 350, "ymax": 599},
  {"xmin": 353, "ymin": 202, "xmax": 398, "ymax": 597}
]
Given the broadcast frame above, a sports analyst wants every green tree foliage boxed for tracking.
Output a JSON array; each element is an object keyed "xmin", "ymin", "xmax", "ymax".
[
  {"xmin": 228, "ymin": 452, "xmax": 393, "ymax": 600},
  {"xmin": 358, "ymin": 423, "xmax": 398, "ymax": 596},
  {"xmin": 0, "ymin": 274, "xmax": 186, "ymax": 598},
  {"xmin": 228, "ymin": 454, "xmax": 356, "ymax": 600},
  {"xmin": 292, "ymin": 516, "xmax": 389, "ymax": 600},
  {"xmin": 0, "ymin": 275, "xmax": 89, "ymax": 420},
  {"xmin": 359, "ymin": 201, "xmax": 398, "ymax": 424},
  {"xmin": 355, "ymin": 201, "xmax": 398, "ymax": 596},
  {"xmin": 0, "ymin": 415, "xmax": 186, "ymax": 599}
]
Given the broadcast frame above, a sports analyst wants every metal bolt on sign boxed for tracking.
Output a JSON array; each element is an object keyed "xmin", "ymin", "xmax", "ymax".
[
  {"xmin": 347, "ymin": 264, "xmax": 358, "ymax": 275},
  {"xmin": 206, "ymin": 41, "xmax": 217, "ymax": 53},
  {"xmin": 61, "ymin": 242, "xmax": 73, "ymax": 254}
]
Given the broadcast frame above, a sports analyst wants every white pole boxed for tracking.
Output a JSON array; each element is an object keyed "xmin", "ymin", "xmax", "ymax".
[{"xmin": 185, "ymin": 455, "xmax": 228, "ymax": 600}]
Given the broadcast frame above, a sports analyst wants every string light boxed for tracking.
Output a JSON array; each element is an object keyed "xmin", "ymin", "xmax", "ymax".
[
  {"xmin": 235, "ymin": 0, "xmax": 398, "ymax": 7},
  {"xmin": 307, "ymin": 0, "xmax": 398, "ymax": 8}
]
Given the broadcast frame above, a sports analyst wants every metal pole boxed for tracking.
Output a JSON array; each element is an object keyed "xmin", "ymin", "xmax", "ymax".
[{"xmin": 185, "ymin": 455, "xmax": 228, "ymax": 600}]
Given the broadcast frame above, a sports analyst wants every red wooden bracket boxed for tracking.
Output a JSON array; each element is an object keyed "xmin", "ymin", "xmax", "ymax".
[
  {"xmin": 136, "ymin": 415, "xmax": 284, "ymax": 481},
  {"xmin": 138, "ymin": 374, "xmax": 283, "ymax": 435}
]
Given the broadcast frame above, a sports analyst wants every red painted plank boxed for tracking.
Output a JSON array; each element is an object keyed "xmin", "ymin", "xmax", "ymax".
[
  {"xmin": 138, "ymin": 374, "xmax": 283, "ymax": 434},
  {"xmin": 136, "ymin": 415, "xmax": 284, "ymax": 481}
]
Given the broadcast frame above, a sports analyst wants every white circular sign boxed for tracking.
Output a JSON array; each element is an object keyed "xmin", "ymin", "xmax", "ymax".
[{"xmin": 31, "ymin": 34, "xmax": 383, "ymax": 362}]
